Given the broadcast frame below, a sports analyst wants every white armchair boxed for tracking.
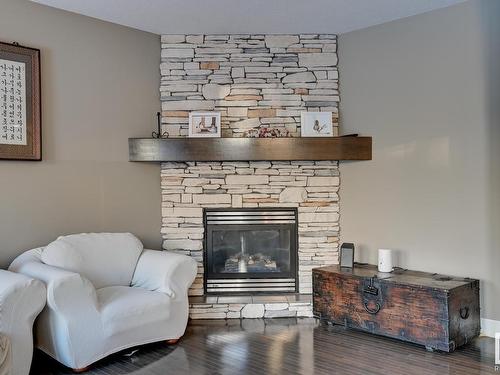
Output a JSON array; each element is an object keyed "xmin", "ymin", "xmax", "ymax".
[
  {"xmin": 9, "ymin": 233, "xmax": 197, "ymax": 372},
  {"xmin": 0, "ymin": 270, "xmax": 46, "ymax": 375}
]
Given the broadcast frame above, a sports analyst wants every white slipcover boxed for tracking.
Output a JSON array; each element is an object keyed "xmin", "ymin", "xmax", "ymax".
[
  {"xmin": 9, "ymin": 233, "xmax": 197, "ymax": 370},
  {"xmin": 42, "ymin": 232, "xmax": 143, "ymax": 289},
  {"xmin": 0, "ymin": 270, "xmax": 46, "ymax": 375}
]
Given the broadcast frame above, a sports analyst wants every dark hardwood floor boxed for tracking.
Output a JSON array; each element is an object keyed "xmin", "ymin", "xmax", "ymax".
[{"xmin": 31, "ymin": 318, "xmax": 497, "ymax": 375}]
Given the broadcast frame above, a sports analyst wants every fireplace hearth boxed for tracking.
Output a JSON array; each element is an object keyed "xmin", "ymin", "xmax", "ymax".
[{"xmin": 204, "ymin": 208, "xmax": 298, "ymax": 294}]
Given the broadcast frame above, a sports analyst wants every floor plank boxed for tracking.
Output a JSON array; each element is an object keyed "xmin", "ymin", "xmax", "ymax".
[{"xmin": 31, "ymin": 318, "xmax": 497, "ymax": 375}]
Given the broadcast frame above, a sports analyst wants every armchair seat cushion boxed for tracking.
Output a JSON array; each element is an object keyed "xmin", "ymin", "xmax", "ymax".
[{"xmin": 97, "ymin": 286, "xmax": 170, "ymax": 337}]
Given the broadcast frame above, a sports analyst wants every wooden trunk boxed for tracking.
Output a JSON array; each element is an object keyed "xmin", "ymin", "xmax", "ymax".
[{"xmin": 312, "ymin": 264, "xmax": 480, "ymax": 352}]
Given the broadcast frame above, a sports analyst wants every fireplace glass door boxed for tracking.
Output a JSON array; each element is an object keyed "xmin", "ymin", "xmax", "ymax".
[{"xmin": 205, "ymin": 209, "xmax": 298, "ymax": 293}]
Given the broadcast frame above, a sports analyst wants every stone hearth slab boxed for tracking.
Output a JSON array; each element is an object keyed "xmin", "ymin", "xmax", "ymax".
[
  {"xmin": 189, "ymin": 294, "xmax": 313, "ymax": 319},
  {"xmin": 252, "ymin": 295, "xmax": 288, "ymax": 303},
  {"xmin": 217, "ymin": 296, "xmax": 253, "ymax": 304}
]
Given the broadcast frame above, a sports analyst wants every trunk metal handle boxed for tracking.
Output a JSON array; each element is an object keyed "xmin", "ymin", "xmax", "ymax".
[
  {"xmin": 363, "ymin": 301, "xmax": 381, "ymax": 315},
  {"xmin": 362, "ymin": 277, "xmax": 381, "ymax": 314},
  {"xmin": 460, "ymin": 307, "xmax": 469, "ymax": 319}
]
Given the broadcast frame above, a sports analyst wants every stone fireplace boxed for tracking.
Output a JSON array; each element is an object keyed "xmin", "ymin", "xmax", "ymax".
[
  {"xmin": 159, "ymin": 33, "xmax": 340, "ymax": 318},
  {"xmin": 161, "ymin": 160, "xmax": 339, "ymax": 297}
]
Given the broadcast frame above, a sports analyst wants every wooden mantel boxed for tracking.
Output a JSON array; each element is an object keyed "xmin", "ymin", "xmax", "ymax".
[{"xmin": 128, "ymin": 136, "xmax": 372, "ymax": 162}]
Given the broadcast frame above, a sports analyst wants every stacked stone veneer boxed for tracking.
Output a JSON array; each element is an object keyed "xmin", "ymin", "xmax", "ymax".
[
  {"xmin": 190, "ymin": 299, "xmax": 314, "ymax": 320},
  {"xmin": 161, "ymin": 160, "xmax": 340, "ymax": 296},
  {"xmin": 159, "ymin": 34, "xmax": 341, "ymax": 319},
  {"xmin": 160, "ymin": 34, "xmax": 339, "ymax": 137}
]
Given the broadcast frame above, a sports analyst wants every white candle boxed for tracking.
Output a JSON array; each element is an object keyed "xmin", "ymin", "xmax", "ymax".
[{"xmin": 378, "ymin": 249, "xmax": 393, "ymax": 273}]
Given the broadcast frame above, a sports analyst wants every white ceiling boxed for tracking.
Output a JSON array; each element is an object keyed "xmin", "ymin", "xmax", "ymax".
[{"xmin": 30, "ymin": 0, "xmax": 466, "ymax": 35}]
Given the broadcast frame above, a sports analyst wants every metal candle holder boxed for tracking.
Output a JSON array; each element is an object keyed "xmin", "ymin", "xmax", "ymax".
[{"xmin": 152, "ymin": 112, "xmax": 169, "ymax": 139}]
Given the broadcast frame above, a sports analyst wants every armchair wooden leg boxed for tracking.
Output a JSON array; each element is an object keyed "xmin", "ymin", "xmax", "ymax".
[
  {"xmin": 166, "ymin": 338, "xmax": 180, "ymax": 345},
  {"xmin": 72, "ymin": 367, "xmax": 89, "ymax": 373}
]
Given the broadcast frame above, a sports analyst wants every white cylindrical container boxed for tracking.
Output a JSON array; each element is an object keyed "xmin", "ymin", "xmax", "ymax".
[{"xmin": 378, "ymin": 249, "xmax": 393, "ymax": 273}]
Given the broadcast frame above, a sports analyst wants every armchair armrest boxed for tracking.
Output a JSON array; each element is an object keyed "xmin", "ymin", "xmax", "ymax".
[
  {"xmin": 0, "ymin": 270, "xmax": 45, "ymax": 375},
  {"xmin": 0, "ymin": 269, "xmax": 45, "ymax": 306},
  {"xmin": 0, "ymin": 269, "xmax": 45, "ymax": 323},
  {"xmin": 10, "ymin": 251, "xmax": 102, "ymax": 369},
  {"xmin": 9, "ymin": 259, "xmax": 98, "ymax": 316},
  {"xmin": 132, "ymin": 250, "xmax": 197, "ymax": 299}
]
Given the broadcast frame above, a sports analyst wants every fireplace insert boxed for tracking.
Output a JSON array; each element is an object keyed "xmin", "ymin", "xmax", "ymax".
[{"xmin": 204, "ymin": 208, "xmax": 298, "ymax": 294}]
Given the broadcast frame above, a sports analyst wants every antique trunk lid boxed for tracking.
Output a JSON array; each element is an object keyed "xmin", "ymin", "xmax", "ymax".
[{"xmin": 315, "ymin": 264, "xmax": 474, "ymax": 291}]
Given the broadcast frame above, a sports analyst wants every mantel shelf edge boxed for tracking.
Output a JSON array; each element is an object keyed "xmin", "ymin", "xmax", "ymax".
[{"xmin": 128, "ymin": 137, "xmax": 372, "ymax": 162}]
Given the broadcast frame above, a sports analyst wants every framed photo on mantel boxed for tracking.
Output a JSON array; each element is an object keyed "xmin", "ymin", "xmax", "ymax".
[
  {"xmin": 300, "ymin": 111, "xmax": 333, "ymax": 137},
  {"xmin": 189, "ymin": 112, "xmax": 221, "ymax": 138},
  {"xmin": 0, "ymin": 42, "xmax": 41, "ymax": 160}
]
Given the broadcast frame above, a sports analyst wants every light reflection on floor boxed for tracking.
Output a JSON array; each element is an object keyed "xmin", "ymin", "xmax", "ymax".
[{"xmin": 31, "ymin": 318, "xmax": 496, "ymax": 375}]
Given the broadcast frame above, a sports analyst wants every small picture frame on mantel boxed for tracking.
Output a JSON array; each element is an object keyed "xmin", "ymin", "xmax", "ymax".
[
  {"xmin": 0, "ymin": 42, "xmax": 41, "ymax": 160},
  {"xmin": 188, "ymin": 112, "xmax": 221, "ymax": 138},
  {"xmin": 300, "ymin": 111, "xmax": 333, "ymax": 137}
]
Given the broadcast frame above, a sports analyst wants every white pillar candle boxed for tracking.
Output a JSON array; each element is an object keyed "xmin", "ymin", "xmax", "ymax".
[{"xmin": 378, "ymin": 249, "xmax": 393, "ymax": 273}]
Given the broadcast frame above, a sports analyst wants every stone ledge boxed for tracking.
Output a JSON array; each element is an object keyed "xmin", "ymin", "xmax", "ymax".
[
  {"xmin": 190, "ymin": 293, "xmax": 311, "ymax": 304},
  {"xmin": 189, "ymin": 294, "xmax": 313, "ymax": 319}
]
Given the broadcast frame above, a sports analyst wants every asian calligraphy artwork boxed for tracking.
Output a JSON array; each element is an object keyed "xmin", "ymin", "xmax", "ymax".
[
  {"xmin": 0, "ymin": 59, "xmax": 27, "ymax": 145},
  {"xmin": 0, "ymin": 42, "xmax": 41, "ymax": 160}
]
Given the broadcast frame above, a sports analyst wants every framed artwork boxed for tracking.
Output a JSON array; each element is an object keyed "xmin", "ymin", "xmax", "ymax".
[
  {"xmin": 189, "ymin": 112, "xmax": 221, "ymax": 138},
  {"xmin": 300, "ymin": 112, "xmax": 333, "ymax": 137},
  {"xmin": 0, "ymin": 42, "xmax": 41, "ymax": 160}
]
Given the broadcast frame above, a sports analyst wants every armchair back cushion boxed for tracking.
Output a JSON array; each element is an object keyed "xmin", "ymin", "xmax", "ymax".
[{"xmin": 41, "ymin": 233, "xmax": 143, "ymax": 289}]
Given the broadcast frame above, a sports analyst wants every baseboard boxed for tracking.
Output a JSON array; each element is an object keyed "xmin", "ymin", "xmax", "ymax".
[{"xmin": 481, "ymin": 318, "xmax": 500, "ymax": 338}]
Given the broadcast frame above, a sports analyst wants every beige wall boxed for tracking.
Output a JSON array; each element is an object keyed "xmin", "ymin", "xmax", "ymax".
[
  {"xmin": 339, "ymin": 0, "xmax": 500, "ymax": 320},
  {"xmin": 0, "ymin": 0, "xmax": 161, "ymax": 267}
]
